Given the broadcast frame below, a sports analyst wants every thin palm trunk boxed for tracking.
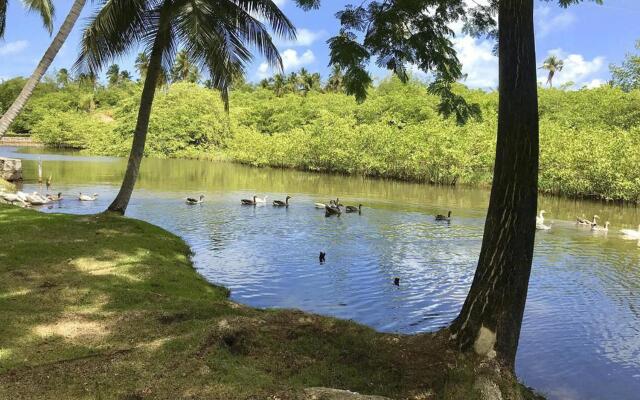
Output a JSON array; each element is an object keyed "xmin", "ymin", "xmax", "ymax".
[
  {"xmin": 0, "ymin": 0, "xmax": 86, "ymax": 136},
  {"xmin": 449, "ymin": 0, "xmax": 539, "ymax": 369},
  {"xmin": 107, "ymin": 14, "xmax": 168, "ymax": 214}
]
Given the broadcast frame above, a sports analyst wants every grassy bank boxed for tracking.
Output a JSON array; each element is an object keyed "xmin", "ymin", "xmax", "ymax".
[
  {"xmin": 3, "ymin": 76, "xmax": 640, "ymax": 201},
  {"xmin": 0, "ymin": 204, "xmax": 540, "ymax": 399}
]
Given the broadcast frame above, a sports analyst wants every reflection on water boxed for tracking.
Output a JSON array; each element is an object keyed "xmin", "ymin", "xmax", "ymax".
[{"xmin": 2, "ymin": 146, "xmax": 640, "ymax": 400}]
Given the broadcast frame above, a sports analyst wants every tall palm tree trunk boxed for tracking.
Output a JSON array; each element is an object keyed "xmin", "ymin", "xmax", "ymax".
[
  {"xmin": 107, "ymin": 20, "xmax": 167, "ymax": 214},
  {"xmin": 449, "ymin": 0, "xmax": 539, "ymax": 369},
  {"xmin": 0, "ymin": 0, "xmax": 86, "ymax": 136}
]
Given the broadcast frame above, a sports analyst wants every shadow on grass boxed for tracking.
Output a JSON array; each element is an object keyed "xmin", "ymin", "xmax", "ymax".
[{"xmin": 0, "ymin": 205, "xmax": 537, "ymax": 400}]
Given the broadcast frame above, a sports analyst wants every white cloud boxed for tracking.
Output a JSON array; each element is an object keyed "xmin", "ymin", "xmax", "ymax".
[
  {"xmin": 257, "ymin": 62, "xmax": 270, "ymax": 79},
  {"xmin": 538, "ymin": 49, "xmax": 605, "ymax": 89},
  {"xmin": 585, "ymin": 79, "xmax": 606, "ymax": 89},
  {"xmin": 282, "ymin": 49, "xmax": 315, "ymax": 70},
  {"xmin": 0, "ymin": 40, "xmax": 29, "ymax": 56},
  {"xmin": 276, "ymin": 28, "xmax": 325, "ymax": 47},
  {"xmin": 536, "ymin": 6, "xmax": 576, "ymax": 38},
  {"xmin": 255, "ymin": 49, "xmax": 315, "ymax": 79},
  {"xmin": 453, "ymin": 35, "xmax": 498, "ymax": 89}
]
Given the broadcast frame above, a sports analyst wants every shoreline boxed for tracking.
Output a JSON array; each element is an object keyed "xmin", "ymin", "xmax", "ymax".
[{"xmin": 0, "ymin": 204, "xmax": 541, "ymax": 399}]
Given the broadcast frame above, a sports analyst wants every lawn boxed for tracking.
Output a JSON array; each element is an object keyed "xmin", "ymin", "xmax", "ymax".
[{"xmin": 0, "ymin": 204, "xmax": 539, "ymax": 399}]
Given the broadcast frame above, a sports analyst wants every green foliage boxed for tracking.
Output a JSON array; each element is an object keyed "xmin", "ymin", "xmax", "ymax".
[
  {"xmin": 610, "ymin": 40, "xmax": 640, "ymax": 92},
  {"xmin": 4, "ymin": 73, "xmax": 640, "ymax": 202}
]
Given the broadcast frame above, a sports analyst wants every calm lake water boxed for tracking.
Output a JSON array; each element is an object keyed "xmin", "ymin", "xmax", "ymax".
[{"xmin": 2, "ymin": 146, "xmax": 640, "ymax": 400}]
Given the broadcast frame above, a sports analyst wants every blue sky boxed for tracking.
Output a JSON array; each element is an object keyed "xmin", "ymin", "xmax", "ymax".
[{"xmin": 1, "ymin": 0, "xmax": 640, "ymax": 89}]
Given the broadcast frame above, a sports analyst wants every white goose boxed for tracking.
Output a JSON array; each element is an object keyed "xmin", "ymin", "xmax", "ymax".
[
  {"xmin": 592, "ymin": 221, "xmax": 610, "ymax": 233},
  {"xmin": 536, "ymin": 220, "xmax": 553, "ymax": 231},
  {"xmin": 26, "ymin": 192, "xmax": 50, "ymax": 206},
  {"xmin": 79, "ymin": 193, "xmax": 99, "ymax": 201},
  {"xmin": 255, "ymin": 195, "xmax": 269, "ymax": 204},
  {"xmin": 620, "ymin": 225, "xmax": 640, "ymax": 240},
  {"xmin": 536, "ymin": 210, "xmax": 546, "ymax": 225}
]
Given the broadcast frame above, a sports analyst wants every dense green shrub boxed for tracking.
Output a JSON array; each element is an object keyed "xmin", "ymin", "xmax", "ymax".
[{"xmin": 3, "ymin": 75, "xmax": 640, "ymax": 201}]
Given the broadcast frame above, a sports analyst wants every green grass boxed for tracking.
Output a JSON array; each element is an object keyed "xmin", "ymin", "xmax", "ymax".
[{"xmin": 0, "ymin": 205, "xmax": 541, "ymax": 399}]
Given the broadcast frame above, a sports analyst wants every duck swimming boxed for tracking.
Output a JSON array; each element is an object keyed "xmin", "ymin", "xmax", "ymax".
[
  {"xmin": 435, "ymin": 211, "xmax": 451, "ymax": 222},
  {"xmin": 345, "ymin": 204, "xmax": 362, "ymax": 214},
  {"xmin": 241, "ymin": 196, "xmax": 257, "ymax": 205},
  {"xmin": 79, "ymin": 193, "xmax": 99, "ymax": 201},
  {"xmin": 273, "ymin": 196, "xmax": 291, "ymax": 207},
  {"xmin": 186, "ymin": 195, "xmax": 204, "ymax": 205}
]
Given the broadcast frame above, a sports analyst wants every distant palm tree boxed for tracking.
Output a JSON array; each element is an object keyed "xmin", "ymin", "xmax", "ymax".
[
  {"xmin": 326, "ymin": 65, "xmax": 344, "ymax": 93},
  {"xmin": 106, "ymin": 64, "xmax": 120, "ymax": 86},
  {"xmin": 56, "ymin": 68, "xmax": 70, "ymax": 88},
  {"xmin": 0, "ymin": 0, "xmax": 87, "ymax": 137},
  {"xmin": 540, "ymin": 55, "xmax": 564, "ymax": 87},
  {"xmin": 273, "ymin": 74, "xmax": 286, "ymax": 96},
  {"xmin": 119, "ymin": 70, "xmax": 132, "ymax": 83},
  {"xmin": 286, "ymin": 71, "xmax": 299, "ymax": 92},
  {"xmin": 170, "ymin": 50, "xmax": 203, "ymax": 84},
  {"xmin": 135, "ymin": 53, "xmax": 150, "ymax": 79},
  {"xmin": 135, "ymin": 52, "xmax": 168, "ymax": 87},
  {"xmin": 76, "ymin": 0, "xmax": 295, "ymax": 214}
]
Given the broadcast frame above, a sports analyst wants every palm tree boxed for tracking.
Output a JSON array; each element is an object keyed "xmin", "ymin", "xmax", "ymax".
[
  {"xmin": 170, "ymin": 50, "xmax": 203, "ymax": 83},
  {"xmin": 273, "ymin": 73, "xmax": 286, "ymax": 96},
  {"xmin": 540, "ymin": 55, "xmax": 564, "ymax": 87},
  {"xmin": 106, "ymin": 64, "xmax": 120, "ymax": 86},
  {"xmin": 56, "ymin": 68, "xmax": 70, "ymax": 88},
  {"xmin": 0, "ymin": 0, "xmax": 54, "ymax": 38},
  {"xmin": 119, "ymin": 70, "xmax": 132, "ymax": 83},
  {"xmin": 326, "ymin": 65, "xmax": 344, "ymax": 93},
  {"xmin": 135, "ymin": 53, "xmax": 150, "ymax": 79},
  {"xmin": 77, "ymin": 0, "xmax": 295, "ymax": 214},
  {"xmin": 0, "ymin": 0, "xmax": 87, "ymax": 137},
  {"xmin": 286, "ymin": 71, "xmax": 299, "ymax": 92}
]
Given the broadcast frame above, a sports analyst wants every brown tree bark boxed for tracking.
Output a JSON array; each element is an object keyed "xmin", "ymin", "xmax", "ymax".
[
  {"xmin": 107, "ymin": 10, "xmax": 170, "ymax": 214},
  {"xmin": 449, "ymin": 0, "xmax": 540, "ymax": 369}
]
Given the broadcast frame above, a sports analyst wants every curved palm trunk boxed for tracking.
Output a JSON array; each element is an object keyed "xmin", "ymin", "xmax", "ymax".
[
  {"xmin": 0, "ymin": 0, "xmax": 86, "ymax": 136},
  {"xmin": 449, "ymin": 0, "xmax": 539, "ymax": 369},
  {"xmin": 107, "ymin": 15, "xmax": 169, "ymax": 215}
]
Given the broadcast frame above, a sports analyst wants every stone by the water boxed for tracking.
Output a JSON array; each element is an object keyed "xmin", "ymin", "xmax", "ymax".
[
  {"xmin": 303, "ymin": 387, "xmax": 391, "ymax": 400},
  {"xmin": 0, "ymin": 157, "xmax": 22, "ymax": 182}
]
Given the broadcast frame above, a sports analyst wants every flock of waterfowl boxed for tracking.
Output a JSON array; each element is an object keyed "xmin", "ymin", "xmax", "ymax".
[
  {"xmin": 535, "ymin": 209, "xmax": 640, "ymax": 240},
  {"xmin": 188, "ymin": 194, "xmax": 364, "ymax": 217},
  {"xmin": 0, "ymin": 189, "xmax": 98, "ymax": 207}
]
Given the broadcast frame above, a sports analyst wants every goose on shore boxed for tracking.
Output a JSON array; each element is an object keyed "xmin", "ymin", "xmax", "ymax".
[
  {"xmin": 241, "ymin": 196, "xmax": 257, "ymax": 205},
  {"xmin": 27, "ymin": 192, "xmax": 50, "ymax": 206},
  {"xmin": 345, "ymin": 204, "xmax": 362, "ymax": 214},
  {"xmin": 273, "ymin": 196, "xmax": 291, "ymax": 207},
  {"xmin": 620, "ymin": 225, "xmax": 640, "ymax": 240},
  {"xmin": 186, "ymin": 195, "xmax": 204, "ymax": 205},
  {"xmin": 592, "ymin": 221, "xmax": 610, "ymax": 233},
  {"xmin": 79, "ymin": 193, "xmax": 99, "ymax": 201},
  {"xmin": 436, "ymin": 211, "xmax": 452, "ymax": 222},
  {"xmin": 536, "ymin": 210, "xmax": 546, "ymax": 225}
]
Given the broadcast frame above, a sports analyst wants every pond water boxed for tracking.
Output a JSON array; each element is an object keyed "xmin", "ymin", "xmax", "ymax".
[{"xmin": 2, "ymin": 146, "xmax": 639, "ymax": 400}]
